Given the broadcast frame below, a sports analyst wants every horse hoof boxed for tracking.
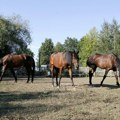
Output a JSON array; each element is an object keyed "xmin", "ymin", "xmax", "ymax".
[
  {"xmin": 57, "ymin": 86, "xmax": 60, "ymax": 89},
  {"xmin": 52, "ymin": 85, "xmax": 54, "ymax": 88},
  {"xmin": 89, "ymin": 83, "xmax": 92, "ymax": 86},
  {"xmin": 117, "ymin": 82, "xmax": 119, "ymax": 86},
  {"xmin": 73, "ymin": 87, "xmax": 76, "ymax": 91},
  {"xmin": 100, "ymin": 84, "xmax": 103, "ymax": 87}
]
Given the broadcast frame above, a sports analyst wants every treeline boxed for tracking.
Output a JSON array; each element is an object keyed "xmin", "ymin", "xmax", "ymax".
[
  {"xmin": 0, "ymin": 15, "xmax": 33, "ymax": 57},
  {"xmin": 38, "ymin": 19, "xmax": 120, "ymax": 66},
  {"xmin": 0, "ymin": 15, "xmax": 120, "ymax": 67}
]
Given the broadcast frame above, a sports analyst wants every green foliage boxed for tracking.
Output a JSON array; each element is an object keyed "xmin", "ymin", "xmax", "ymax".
[
  {"xmin": 37, "ymin": 19, "xmax": 120, "ymax": 67},
  {"xmin": 64, "ymin": 37, "xmax": 79, "ymax": 51},
  {"xmin": 97, "ymin": 19, "xmax": 120, "ymax": 56},
  {"xmin": 54, "ymin": 42, "xmax": 64, "ymax": 52},
  {"xmin": 16, "ymin": 48, "xmax": 34, "ymax": 56},
  {"xmin": 78, "ymin": 27, "xmax": 98, "ymax": 66},
  {"xmin": 78, "ymin": 20, "xmax": 120, "ymax": 66},
  {"xmin": 97, "ymin": 21, "xmax": 112, "ymax": 53},
  {"xmin": 0, "ymin": 15, "xmax": 32, "ymax": 56},
  {"xmin": 39, "ymin": 38, "xmax": 54, "ymax": 65}
]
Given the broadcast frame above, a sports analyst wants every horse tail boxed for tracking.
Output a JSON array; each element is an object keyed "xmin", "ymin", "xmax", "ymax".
[
  {"xmin": 31, "ymin": 57, "xmax": 35, "ymax": 82},
  {"xmin": 112, "ymin": 53, "xmax": 119, "ymax": 66},
  {"xmin": 86, "ymin": 56, "xmax": 93, "ymax": 67},
  {"xmin": 115, "ymin": 57, "xmax": 120, "ymax": 70},
  {"xmin": 86, "ymin": 55, "xmax": 96, "ymax": 68},
  {"xmin": 86, "ymin": 57, "xmax": 90, "ymax": 66},
  {"xmin": 113, "ymin": 53, "xmax": 120, "ymax": 74}
]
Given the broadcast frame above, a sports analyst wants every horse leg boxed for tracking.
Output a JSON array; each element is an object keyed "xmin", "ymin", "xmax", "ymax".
[
  {"xmin": 100, "ymin": 69, "xmax": 109, "ymax": 86},
  {"xmin": 68, "ymin": 68, "xmax": 74, "ymax": 86},
  {"xmin": 27, "ymin": 71, "xmax": 30, "ymax": 83},
  {"xmin": 10, "ymin": 68, "xmax": 17, "ymax": 82},
  {"xmin": 26, "ymin": 67, "xmax": 30, "ymax": 83},
  {"xmin": 58, "ymin": 68, "xmax": 62, "ymax": 87},
  {"xmin": 31, "ymin": 60, "xmax": 35, "ymax": 83},
  {"xmin": 52, "ymin": 76, "xmax": 54, "ymax": 87},
  {"xmin": 0, "ymin": 65, "xmax": 7, "ymax": 81},
  {"xmin": 113, "ymin": 70, "xmax": 119, "ymax": 86},
  {"xmin": 56, "ymin": 76, "xmax": 58, "ymax": 87},
  {"xmin": 30, "ymin": 67, "xmax": 34, "ymax": 83},
  {"xmin": 55, "ymin": 68, "xmax": 59, "ymax": 87},
  {"xmin": 89, "ymin": 67, "xmax": 96, "ymax": 85},
  {"xmin": 50, "ymin": 65, "xmax": 55, "ymax": 87},
  {"xmin": 117, "ymin": 67, "xmax": 120, "ymax": 86}
]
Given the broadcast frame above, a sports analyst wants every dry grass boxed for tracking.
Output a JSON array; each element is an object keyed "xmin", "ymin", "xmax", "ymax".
[{"xmin": 0, "ymin": 77, "xmax": 120, "ymax": 120}]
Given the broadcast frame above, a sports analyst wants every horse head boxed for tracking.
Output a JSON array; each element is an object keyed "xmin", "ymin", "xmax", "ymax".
[{"xmin": 72, "ymin": 50, "xmax": 79, "ymax": 70}]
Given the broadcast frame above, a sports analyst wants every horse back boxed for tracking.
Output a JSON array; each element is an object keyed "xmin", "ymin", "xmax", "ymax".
[
  {"xmin": 2, "ymin": 54, "xmax": 35, "ymax": 68},
  {"xmin": 50, "ymin": 52, "xmax": 72, "ymax": 69},
  {"xmin": 87, "ymin": 54, "xmax": 117, "ymax": 69}
]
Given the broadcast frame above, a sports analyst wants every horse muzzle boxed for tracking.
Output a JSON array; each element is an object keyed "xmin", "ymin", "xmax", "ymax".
[{"xmin": 74, "ymin": 64, "xmax": 79, "ymax": 70}]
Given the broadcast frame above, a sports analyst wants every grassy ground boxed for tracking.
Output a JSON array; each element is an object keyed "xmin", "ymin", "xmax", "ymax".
[{"xmin": 0, "ymin": 77, "xmax": 120, "ymax": 120}]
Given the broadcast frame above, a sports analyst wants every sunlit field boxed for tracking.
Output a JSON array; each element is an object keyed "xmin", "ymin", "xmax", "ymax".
[{"xmin": 0, "ymin": 77, "xmax": 120, "ymax": 120}]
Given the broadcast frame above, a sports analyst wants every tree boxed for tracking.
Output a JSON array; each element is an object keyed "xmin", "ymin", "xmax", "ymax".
[
  {"xmin": 64, "ymin": 37, "xmax": 78, "ymax": 51},
  {"xmin": 0, "ymin": 15, "xmax": 33, "ymax": 56},
  {"xmin": 98, "ymin": 19, "xmax": 120, "ymax": 55},
  {"xmin": 17, "ymin": 48, "xmax": 34, "ymax": 56},
  {"xmin": 109, "ymin": 19, "xmax": 120, "ymax": 55},
  {"xmin": 78, "ymin": 27, "xmax": 98, "ymax": 66},
  {"xmin": 97, "ymin": 21, "xmax": 111, "ymax": 53},
  {"xmin": 54, "ymin": 42, "xmax": 64, "ymax": 52},
  {"xmin": 38, "ymin": 38, "xmax": 54, "ymax": 65}
]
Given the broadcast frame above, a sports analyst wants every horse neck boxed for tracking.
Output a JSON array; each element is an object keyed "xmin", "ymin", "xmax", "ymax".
[
  {"xmin": 64, "ymin": 52, "xmax": 72, "ymax": 61},
  {"xmin": 71, "ymin": 52, "xmax": 77, "ymax": 64}
]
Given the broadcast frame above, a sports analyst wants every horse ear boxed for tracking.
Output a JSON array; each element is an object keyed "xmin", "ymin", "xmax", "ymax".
[
  {"xmin": 73, "ymin": 50, "xmax": 75, "ymax": 53},
  {"xmin": 73, "ymin": 49, "xmax": 78, "ymax": 53},
  {"xmin": 73, "ymin": 50, "xmax": 79, "ymax": 55}
]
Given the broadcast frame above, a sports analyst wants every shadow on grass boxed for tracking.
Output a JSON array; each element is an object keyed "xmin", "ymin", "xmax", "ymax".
[
  {"xmin": 0, "ymin": 91, "xmax": 56, "ymax": 102},
  {"xmin": 0, "ymin": 102, "xmax": 64, "ymax": 118},
  {"xmin": 0, "ymin": 91, "xmax": 64, "ymax": 117},
  {"xmin": 86, "ymin": 84, "xmax": 120, "ymax": 89}
]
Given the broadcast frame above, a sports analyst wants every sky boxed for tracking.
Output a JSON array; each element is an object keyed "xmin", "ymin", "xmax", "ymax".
[{"xmin": 0, "ymin": 0, "xmax": 120, "ymax": 61}]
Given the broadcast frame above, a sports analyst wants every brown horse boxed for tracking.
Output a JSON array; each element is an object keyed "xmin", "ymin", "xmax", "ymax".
[
  {"xmin": 0, "ymin": 54, "xmax": 35, "ymax": 83},
  {"xmin": 50, "ymin": 51, "xmax": 79, "ymax": 87},
  {"xmin": 87, "ymin": 53, "xmax": 120, "ymax": 86}
]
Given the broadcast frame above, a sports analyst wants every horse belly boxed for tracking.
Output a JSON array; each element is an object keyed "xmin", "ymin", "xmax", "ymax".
[
  {"xmin": 53, "ymin": 61, "xmax": 62, "ymax": 68},
  {"xmin": 96, "ymin": 60, "xmax": 113, "ymax": 69},
  {"xmin": 13, "ymin": 61, "xmax": 24, "ymax": 68}
]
